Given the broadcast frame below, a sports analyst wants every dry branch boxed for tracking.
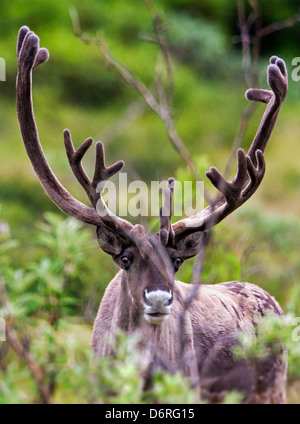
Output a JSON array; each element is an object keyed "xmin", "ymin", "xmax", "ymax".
[
  {"xmin": 70, "ymin": 6, "xmax": 212, "ymax": 205},
  {"xmin": 0, "ymin": 279, "xmax": 52, "ymax": 404}
]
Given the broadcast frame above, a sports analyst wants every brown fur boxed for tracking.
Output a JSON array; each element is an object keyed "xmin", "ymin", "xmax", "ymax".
[{"xmin": 92, "ymin": 274, "xmax": 286, "ymax": 403}]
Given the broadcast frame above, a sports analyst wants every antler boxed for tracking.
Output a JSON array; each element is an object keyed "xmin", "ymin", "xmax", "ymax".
[
  {"xmin": 17, "ymin": 27, "xmax": 288, "ymax": 252},
  {"xmin": 173, "ymin": 57, "xmax": 288, "ymax": 239},
  {"xmin": 159, "ymin": 178, "xmax": 175, "ymax": 247},
  {"xmin": 63, "ymin": 130, "xmax": 133, "ymax": 234},
  {"xmin": 17, "ymin": 26, "xmax": 133, "ymax": 238}
]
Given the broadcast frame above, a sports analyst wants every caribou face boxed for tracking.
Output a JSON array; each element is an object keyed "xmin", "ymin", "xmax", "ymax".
[{"xmin": 113, "ymin": 235, "xmax": 184, "ymax": 324}]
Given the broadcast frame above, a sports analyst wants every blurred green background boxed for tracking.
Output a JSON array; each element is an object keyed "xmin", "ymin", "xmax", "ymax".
[{"xmin": 1, "ymin": 0, "xmax": 300, "ymax": 404}]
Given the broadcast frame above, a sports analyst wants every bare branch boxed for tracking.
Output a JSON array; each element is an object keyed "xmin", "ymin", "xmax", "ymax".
[
  {"xmin": 70, "ymin": 9, "xmax": 212, "ymax": 204},
  {"xmin": 144, "ymin": 0, "xmax": 174, "ymax": 105},
  {"xmin": 237, "ymin": 0, "xmax": 252, "ymax": 87},
  {"xmin": 223, "ymin": 102, "xmax": 257, "ymax": 180},
  {"xmin": 0, "ymin": 279, "xmax": 52, "ymax": 404},
  {"xmin": 178, "ymin": 231, "xmax": 211, "ymax": 384},
  {"xmin": 99, "ymin": 99, "xmax": 148, "ymax": 146},
  {"xmin": 258, "ymin": 11, "xmax": 300, "ymax": 38}
]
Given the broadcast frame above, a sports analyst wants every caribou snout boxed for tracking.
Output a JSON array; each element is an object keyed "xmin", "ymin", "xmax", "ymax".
[{"xmin": 142, "ymin": 289, "xmax": 173, "ymax": 324}]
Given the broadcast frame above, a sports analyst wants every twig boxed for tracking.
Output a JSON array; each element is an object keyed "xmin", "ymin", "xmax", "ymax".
[
  {"xmin": 70, "ymin": 7, "xmax": 212, "ymax": 205},
  {"xmin": 144, "ymin": 0, "xmax": 174, "ymax": 105},
  {"xmin": 223, "ymin": 102, "xmax": 257, "ymax": 179},
  {"xmin": 178, "ymin": 232, "xmax": 211, "ymax": 375},
  {"xmin": 249, "ymin": 0, "xmax": 262, "ymax": 89},
  {"xmin": 258, "ymin": 11, "xmax": 300, "ymax": 38},
  {"xmin": 0, "ymin": 279, "xmax": 52, "ymax": 404},
  {"xmin": 237, "ymin": 0, "xmax": 252, "ymax": 87},
  {"xmin": 98, "ymin": 99, "xmax": 148, "ymax": 145}
]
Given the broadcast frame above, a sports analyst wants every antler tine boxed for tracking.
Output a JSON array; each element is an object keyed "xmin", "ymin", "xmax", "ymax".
[
  {"xmin": 64, "ymin": 130, "xmax": 124, "ymax": 207},
  {"xmin": 92, "ymin": 141, "xmax": 133, "ymax": 233},
  {"xmin": 92, "ymin": 141, "xmax": 124, "ymax": 205},
  {"xmin": 204, "ymin": 147, "xmax": 266, "ymax": 222},
  {"xmin": 93, "ymin": 142, "xmax": 124, "ymax": 184},
  {"xmin": 246, "ymin": 56, "xmax": 288, "ymax": 164},
  {"xmin": 17, "ymin": 26, "xmax": 30, "ymax": 55},
  {"xmin": 172, "ymin": 56, "xmax": 288, "ymax": 239},
  {"xmin": 206, "ymin": 149, "xmax": 249, "ymax": 207},
  {"xmin": 64, "ymin": 129, "xmax": 132, "ymax": 234},
  {"xmin": 64, "ymin": 129, "xmax": 94, "ymax": 202},
  {"xmin": 159, "ymin": 178, "xmax": 175, "ymax": 246},
  {"xmin": 64, "ymin": 129, "xmax": 125, "ymax": 206},
  {"xmin": 243, "ymin": 150, "xmax": 266, "ymax": 197}
]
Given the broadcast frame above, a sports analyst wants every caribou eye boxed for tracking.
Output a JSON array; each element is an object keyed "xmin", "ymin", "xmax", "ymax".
[
  {"xmin": 121, "ymin": 255, "xmax": 131, "ymax": 270},
  {"xmin": 173, "ymin": 256, "xmax": 184, "ymax": 271}
]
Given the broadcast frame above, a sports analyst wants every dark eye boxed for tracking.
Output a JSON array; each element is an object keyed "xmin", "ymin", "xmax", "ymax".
[
  {"xmin": 173, "ymin": 256, "xmax": 183, "ymax": 271},
  {"xmin": 121, "ymin": 255, "xmax": 131, "ymax": 270}
]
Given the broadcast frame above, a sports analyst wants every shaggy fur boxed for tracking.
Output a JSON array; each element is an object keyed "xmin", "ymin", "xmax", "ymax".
[{"xmin": 92, "ymin": 272, "xmax": 286, "ymax": 403}]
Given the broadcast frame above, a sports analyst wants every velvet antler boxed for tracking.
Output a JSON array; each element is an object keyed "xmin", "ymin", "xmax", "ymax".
[
  {"xmin": 17, "ymin": 26, "xmax": 133, "ymax": 240},
  {"xmin": 172, "ymin": 57, "xmax": 288, "ymax": 240}
]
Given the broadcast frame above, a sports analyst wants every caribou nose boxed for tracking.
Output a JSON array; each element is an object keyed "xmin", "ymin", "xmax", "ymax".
[
  {"xmin": 143, "ymin": 289, "xmax": 173, "ymax": 324},
  {"xmin": 143, "ymin": 289, "xmax": 173, "ymax": 308}
]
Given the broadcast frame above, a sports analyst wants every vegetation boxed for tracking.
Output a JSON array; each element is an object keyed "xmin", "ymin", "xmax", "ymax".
[{"xmin": 0, "ymin": 0, "xmax": 300, "ymax": 404}]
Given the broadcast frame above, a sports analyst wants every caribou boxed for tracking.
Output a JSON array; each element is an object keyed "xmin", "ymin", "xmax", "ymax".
[{"xmin": 16, "ymin": 26, "xmax": 288, "ymax": 403}]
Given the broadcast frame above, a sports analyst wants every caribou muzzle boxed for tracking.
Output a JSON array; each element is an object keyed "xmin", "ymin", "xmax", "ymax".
[{"xmin": 142, "ymin": 289, "xmax": 173, "ymax": 324}]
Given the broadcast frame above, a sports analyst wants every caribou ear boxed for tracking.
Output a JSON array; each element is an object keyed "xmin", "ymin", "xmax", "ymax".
[
  {"xmin": 96, "ymin": 225, "xmax": 127, "ymax": 255},
  {"xmin": 175, "ymin": 232, "xmax": 209, "ymax": 260}
]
